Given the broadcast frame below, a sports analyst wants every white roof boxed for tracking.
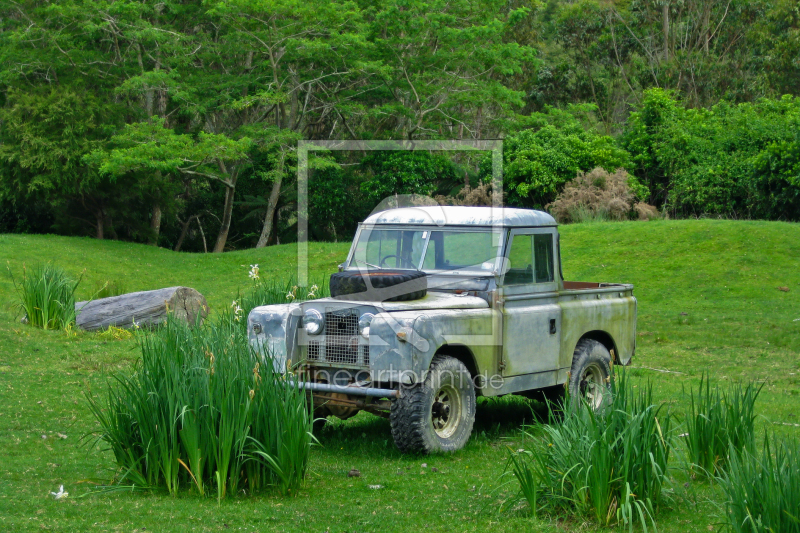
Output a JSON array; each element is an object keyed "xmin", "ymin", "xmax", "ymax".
[{"xmin": 362, "ymin": 206, "xmax": 556, "ymax": 227}]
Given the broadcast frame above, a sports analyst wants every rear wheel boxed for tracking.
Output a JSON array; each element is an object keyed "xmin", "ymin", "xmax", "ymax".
[
  {"xmin": 390, "ymin": 355, "xmax": 476, "ymax": 453},
  {"xmin": 568, "ymin": 338, "xmax": 612, "ymax": 409}
]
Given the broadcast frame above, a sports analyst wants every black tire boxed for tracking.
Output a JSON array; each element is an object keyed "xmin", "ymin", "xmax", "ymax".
[
  {"xmin": 330, "ymin": 270, "xmax": 427, "ymax": 302},
  {"xmin": 568, "ymin": 338, "xmax": 613, "ymax": 409},
  {"xmin": 390, "ymin": 355, "xmax": 476, "ymax": 453}
]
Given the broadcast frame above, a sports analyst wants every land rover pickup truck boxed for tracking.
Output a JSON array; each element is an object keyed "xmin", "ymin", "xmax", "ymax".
[{"xmin": 248, "ymin": 206, "xmax": 636, "ymax": 453}]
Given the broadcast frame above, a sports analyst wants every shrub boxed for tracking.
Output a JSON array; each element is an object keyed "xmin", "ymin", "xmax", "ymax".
[
  {"xmin": 493, "ymin": 104, "xmax": 632, "ymax": 208},
  {"xmin": 718, "ymin": 435, "xmax": 800, "ymax": 533},
  {"xmin": 683, "ymin": 375, "xmax": 762, "ymax": 477},
  {"xmin": 546, "ymin": 168, "xmax": 656, "ymax": 223},
  {"xmin": 87, "ymin": 315, "xmax": 313, "ymax": 499},
  {"xmin": 507, "ymin": 372, "xmax": 672, "ymax": 530},
  {"xmin": 622, "ymin": 89, "xmax": 800, "ymax": 220},
  {"xmin": 11, "ymin": 263, "xmax": 81, "ymax": 330},
  {"xmin": 435, "ymin": 182, "xmax": 502, "ymax": 207}
]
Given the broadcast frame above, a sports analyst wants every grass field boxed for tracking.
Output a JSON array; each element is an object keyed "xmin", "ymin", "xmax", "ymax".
[{"xmin": 1, "ymin": 220, "xmax": 799, "ymax": 532}]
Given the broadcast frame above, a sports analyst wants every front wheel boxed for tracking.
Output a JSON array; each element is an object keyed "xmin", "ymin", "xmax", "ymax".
[{"xmin": 390, "ymin": 355, "xmax": 476, "ymax": 453}]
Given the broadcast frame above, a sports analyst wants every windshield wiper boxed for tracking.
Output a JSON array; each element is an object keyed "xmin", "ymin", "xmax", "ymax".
[{"xmin": 354, "ymin": 258, "xmax": 382, "ymax": 269}]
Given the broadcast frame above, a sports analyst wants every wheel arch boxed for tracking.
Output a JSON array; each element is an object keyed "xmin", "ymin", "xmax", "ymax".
[
  {"xmin": 433, "ymin": 344, "xmax": 481, "ymax": 395},
  {"xmin": 576, "ymin": 330, "xmax": 619, "ymax": 363}
]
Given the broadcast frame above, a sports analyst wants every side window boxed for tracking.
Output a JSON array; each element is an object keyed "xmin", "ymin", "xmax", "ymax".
[
  {"xmin": 534, "ymin": 233, "xmax": 554, "ymax": 283},
  {"xmin": 503, "ymin": 234, "xmax": 533, "ymax": 285}
]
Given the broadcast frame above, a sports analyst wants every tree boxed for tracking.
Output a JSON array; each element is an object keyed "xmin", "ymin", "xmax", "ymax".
[
  {"xmin": 87, "ymin": 118, "xmax": 252, "ymax": 252},
  {"xmin": 0, "ymin": 87, "xmax": 127, "ymax": 238}
]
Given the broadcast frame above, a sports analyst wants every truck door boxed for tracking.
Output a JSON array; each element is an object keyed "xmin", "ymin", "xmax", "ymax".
[{"xmin": 500, "ymin": 229, "xmax": 561, "ymax": 377}]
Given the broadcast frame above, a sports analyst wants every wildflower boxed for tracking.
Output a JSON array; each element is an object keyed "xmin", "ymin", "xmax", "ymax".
[
  {"xmin": 231, "ymin": 300, "xmax": 243, "ymax": 321},
  {"xmin": 248, "ymin": 264, "xmax": 260, "ymax": 280},
  {"xmin": 50, "ymin": 485, "xmax": 68, "ymax": 500},
  {"xmin": 249, "ymin": 389, "xmax": 255, "ymax": 400},
  {"xmin": 286, "ymin": 292, "xmax": 296, "ymax": 301}
]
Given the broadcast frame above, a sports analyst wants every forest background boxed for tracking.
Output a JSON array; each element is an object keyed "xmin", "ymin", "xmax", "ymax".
[{"xmin": 1, "ymin": 0, "xmax": 798, "ymax": 252}]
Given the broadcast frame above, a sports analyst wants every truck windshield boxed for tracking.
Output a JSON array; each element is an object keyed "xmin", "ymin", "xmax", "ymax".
[{"xmin": 349, "ymin": 227, "xmax": 502, "ymax": 273}]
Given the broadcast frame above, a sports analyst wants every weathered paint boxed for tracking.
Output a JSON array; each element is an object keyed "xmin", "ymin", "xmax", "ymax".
[{"xmin": 247, "ymin": 207, "xmax": 637, "ymax": 403}]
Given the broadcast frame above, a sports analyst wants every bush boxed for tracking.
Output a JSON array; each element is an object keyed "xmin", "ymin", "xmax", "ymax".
[
  {"xmin": 87, "ymin": 316, "xmax": 313, "ymax": 499},
  {"xmin": 507, "ymin": 372, "xmax": 673, "ymax": 530},
  {"xmin": 622, "ymin": 89, "xmax": 800, "ymax": 220},
  {"xmin": 683, "ymin": 375, "xmax": 762, "ymax": 477},
  {"xmin": 495, "ymin": 104, "xmax": 631, "ymax": 208},
  {"xmin": 11, "ymin": 263, "xmax": 81, "ymax": 330},
  {"xmin": 546, "ymin": 168, "xmax": 657, "ymax": 223},
  {"xmin": 718, "ymin": 435, "xmax": 800, "ymax": 533}
]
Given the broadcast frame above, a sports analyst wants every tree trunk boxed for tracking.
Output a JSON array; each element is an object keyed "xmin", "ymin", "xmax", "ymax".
[
  {"xmin": 75, "ymin": 286, "xmax": 208, "ymax": 331},
  {"xmin": 213, "ymin": 184, "xmax": 235, "ymax": 253},
  {"xmin": 662, "ymin": 2, "xmax": 670, "ymax": 62},
  {"xmin": 150, "ymin": 205, "xmax": 162, "ymax": 246},
  {"xmin": 174, "ymin": 215, "xmax": 194, "ymax": 252},
  {"xmin": 256, "ymin": 173, "xmax": 284, "ymax": 248},
  {"xmin": 212, "ymin": 161, "xmax": 238, "ymax": 254},
  {"xmin": 96, "ymin": 211, "xmax": 104, "ymax": 240}
]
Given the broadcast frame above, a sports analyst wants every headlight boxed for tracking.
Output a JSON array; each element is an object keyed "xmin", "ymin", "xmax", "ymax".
[
  {"xmin": 358, "ymin": 313, "xmax": 374, "ymax": 338},
  {"xmin": 303, "ymin": 309, "xmax": 324, "ymax": 335}
]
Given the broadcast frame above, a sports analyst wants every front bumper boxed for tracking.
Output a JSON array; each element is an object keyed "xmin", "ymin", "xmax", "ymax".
[{"xmin": 294, "ymin": 380, "xmax": 399, "ymax": 398}]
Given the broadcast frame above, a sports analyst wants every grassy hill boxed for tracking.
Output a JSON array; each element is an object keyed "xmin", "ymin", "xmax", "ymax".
[{"xmin": 1, "ymin": 220, "xmax": 798, "ymax": 532}]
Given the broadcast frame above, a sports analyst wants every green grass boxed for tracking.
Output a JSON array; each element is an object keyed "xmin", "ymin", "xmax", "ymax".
[{"xmin": 0, "ymin": 219, "xmax": 799, "ymax": 532}]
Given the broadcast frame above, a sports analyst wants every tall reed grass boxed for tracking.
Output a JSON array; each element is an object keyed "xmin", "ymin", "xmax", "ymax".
[
  {"xmin": 507, "ymin": 372, "xmax": 672, "ymax": 531},
  {"xmin": 683, "ymin": 375, "xmax": 762, "ymax": 477},
  {"xmin": 87, "ymin": 315, "xmax": 313, "ymax": 499},
  {"xmin": 718, "ymin": 434, "xmax": 800, "ymax": 533},
  {"xmin": 10, "ymin": 263, "xmax": 81, "ymax": 330}
]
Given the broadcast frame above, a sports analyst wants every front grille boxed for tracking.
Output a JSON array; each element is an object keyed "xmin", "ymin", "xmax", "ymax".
[
  {"xmin": 308, "ymin": 341, "xmax": 320, "ymax": 360},
  {"xmin": 324, "ymin": 309, "xmax": 359, "ymax": 364},
  {"xmin": 302, "ymin": 308, "xmax": 370, "ymax": 366},
  {"xmin": 360, "ymin": 345, "xmax": 370, "ymax": 366}
]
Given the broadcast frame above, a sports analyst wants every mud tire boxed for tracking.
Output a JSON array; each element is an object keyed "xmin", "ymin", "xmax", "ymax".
[
  {"xmin": 390, "ymin": 355, "xmax": 476, "ymax": 454},
  {"xmin": 568, "ymin": 338, "xmax": 613, "ymax": 410},
  {"xmin": 330, "ymin": 270, "xmax": 427, "ymax": 302}
]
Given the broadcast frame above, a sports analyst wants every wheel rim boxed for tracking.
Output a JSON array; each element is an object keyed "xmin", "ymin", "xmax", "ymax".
[
  {"xmin": 579, "ymin": 363, "xmax": 606, "ymax": 409},
  {"xmin": 431, "ymin": 383, "xmax": 461, "ymax": 439}
]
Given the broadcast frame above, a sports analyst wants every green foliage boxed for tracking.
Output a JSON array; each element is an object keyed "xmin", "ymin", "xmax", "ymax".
[
  {"xmin": 718, "ymin": 435, "xmax": 800, "ymax": 533},
  {"xmin": 9, "ymin": 263, "xmax": 81, "ymax": 330},
  {"xmin": 508, "ymin": 372, "xmax": 672, "ymax": 530},
  {"xmin": 500, "ymin": 105, "xmax": 630, "ymax": 207},
  {"xmin": 623, "ymin": 89, "xmax": 800, "ymax": 219},
  {"xmin": 86, "ymin": 315, "xmax": 313, "ymax": 498},
  {"xmin": 360, "ymin": 151, "xmax": 459, "ymax": 203},
  {"xmin": 683, "ymin": 375, "xmax": 762, "ymax": 477}
]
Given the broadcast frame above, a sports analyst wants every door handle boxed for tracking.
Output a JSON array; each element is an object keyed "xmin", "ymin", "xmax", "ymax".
[{"xmin": 549, "ymin": 319, "xmax": 557, "ymax": 335}]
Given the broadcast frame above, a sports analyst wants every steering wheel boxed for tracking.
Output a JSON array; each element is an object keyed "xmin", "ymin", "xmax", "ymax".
[{"xmin": 380, "ymin": 254, "xmax": 417, "ymax": 269}]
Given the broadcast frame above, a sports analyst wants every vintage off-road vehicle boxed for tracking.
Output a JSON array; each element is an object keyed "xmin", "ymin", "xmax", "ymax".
[{"xmin": 248, "ymin": 206, "xmax": 636, "ymax": 453}]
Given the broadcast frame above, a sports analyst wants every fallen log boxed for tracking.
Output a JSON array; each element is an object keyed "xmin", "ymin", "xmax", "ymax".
[{"xmin": 75, "ymin": 286, "xmax": 208, "ymax": 331}]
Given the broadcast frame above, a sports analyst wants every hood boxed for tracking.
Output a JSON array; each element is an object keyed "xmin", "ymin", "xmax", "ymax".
[{"xmin": 313, "ymin": 291, "xmax": 488, "ymax": 312}]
